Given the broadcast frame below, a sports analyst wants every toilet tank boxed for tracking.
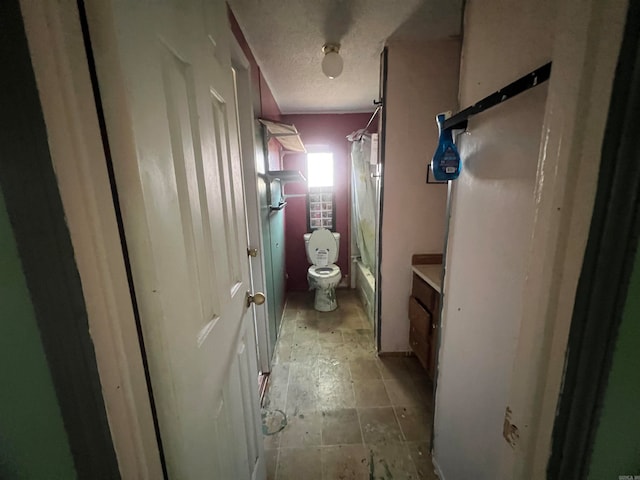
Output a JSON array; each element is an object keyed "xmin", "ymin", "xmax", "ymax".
[{"xmin": 304, "ymin": 231, "xmax": 340, "ymax": 264}]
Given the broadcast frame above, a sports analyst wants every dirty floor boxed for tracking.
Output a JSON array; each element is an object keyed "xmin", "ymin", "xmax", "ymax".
[{"xmin": 262, "ymin": 290, "xmax": 437, "ymax": 480}]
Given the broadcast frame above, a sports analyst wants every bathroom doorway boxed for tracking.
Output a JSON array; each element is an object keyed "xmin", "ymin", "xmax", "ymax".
[
  {"xmin": 349, "ymin": 113, "xmax": 382, "ymax": 337},
  {"xmin": 349, "ymin": 48, "xmax": 387, "ymax": 349}
]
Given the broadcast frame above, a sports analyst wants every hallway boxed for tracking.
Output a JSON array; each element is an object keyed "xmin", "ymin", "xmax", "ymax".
[{"xmin": 262, "ymin": 290, "xmax": 436, "ymax": 479}]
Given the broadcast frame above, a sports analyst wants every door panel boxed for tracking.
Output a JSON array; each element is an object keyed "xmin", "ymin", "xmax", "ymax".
[
  {"xmin": 86, "ymin": 0, "xmax": 263, "ymax": 477},
  {"xmin": 162, "ymin": 47, "xmax": 222, "ymax": 327},
  {"xmin": 211, "ymin": 91, "xmax": 243, "ymax": 290}
]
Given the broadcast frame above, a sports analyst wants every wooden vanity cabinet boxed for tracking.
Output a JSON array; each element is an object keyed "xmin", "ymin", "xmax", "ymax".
[
  {"xmin": 409, "ymin": 296, "xmax": 430, "ymax": 370},
  {"xmin": 409, "ymin": 273, "xmax": 440, "ymax": 379}
]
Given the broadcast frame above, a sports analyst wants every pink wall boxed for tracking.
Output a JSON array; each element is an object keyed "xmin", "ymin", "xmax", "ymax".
[
  {"xmin": 228, "ymin": 7, "xmax": 280, "ymax": 120},
  {"xmin": 280, "ymin": 113, "xmax": 373, "ymax": 291}
]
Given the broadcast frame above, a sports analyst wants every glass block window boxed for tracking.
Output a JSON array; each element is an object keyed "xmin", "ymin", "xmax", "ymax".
[{"xmin": 308, "ymin": 190, "xmax": 335, "ymax": 230}]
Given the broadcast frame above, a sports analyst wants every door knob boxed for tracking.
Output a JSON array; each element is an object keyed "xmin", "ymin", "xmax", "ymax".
[
  {"xmin": 247, "ymin": 292, "xmax": 266, "ymax": 307},
  {"xmin": 247, "ymin": 248, "xmax": 259, "ymax": 257}
]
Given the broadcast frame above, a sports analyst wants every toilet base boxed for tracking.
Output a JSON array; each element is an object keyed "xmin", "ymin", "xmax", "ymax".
[{"xmin": 314, "ymin": 287, "xmax": 338, "ymax": 312}]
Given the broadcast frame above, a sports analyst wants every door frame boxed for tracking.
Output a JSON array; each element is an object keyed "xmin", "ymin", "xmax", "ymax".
[
  {"xmin": 547, "ymin": 2, "xmax": 640, "ymax": 476},
  {"xmin": 495, "ymin": 0, "xmax": 630, "ymax": 478},
  {"xmin": 1, "ymin": 0, "xmax": 122, "ymax": 476},
  {"xmin": 375, "ymin": 46, "xmax": 388, "ymax": 352},
  {"xmin": 20, "ymin": 0, "xmax": 166, "ymax": 477},
  {"xmin": 229, "ymin": 36, "xmax": 272, "ymax": 374}
]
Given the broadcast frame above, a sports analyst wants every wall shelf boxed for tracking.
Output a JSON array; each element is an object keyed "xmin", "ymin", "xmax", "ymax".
[
  {"xmin": 257, "ymin": 119, "xmax": 307, "ymax": 212},
  {"xmin": 269, "ymin": 201, "xmax": 287, "ymax": 212},
  {"xmin": 259, "ymin": 119, "xmax": 306, "ymax": 152},
  {"xmin": 258, "ymin": 171, "xmax": 306, "ymax": 212},
  {"xmin": 261, "ymin": 170, "xmax": 307, "ymax": 184}
]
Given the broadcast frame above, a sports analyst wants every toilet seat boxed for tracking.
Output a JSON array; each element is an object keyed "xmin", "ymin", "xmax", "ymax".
[{"xmin": 308, "ymin": 264, "xmax": 341, "ymax": 278}]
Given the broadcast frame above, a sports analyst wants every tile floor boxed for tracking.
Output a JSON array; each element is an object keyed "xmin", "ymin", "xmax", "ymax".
[{"xmin": 262, "ymin": 289, "xmax": 437, "ymax": 480}]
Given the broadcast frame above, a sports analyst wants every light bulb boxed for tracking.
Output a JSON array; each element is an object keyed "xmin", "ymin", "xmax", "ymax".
[{"xmin": 321, "ymin": 44, "xmax": 343, "ymax": 79}]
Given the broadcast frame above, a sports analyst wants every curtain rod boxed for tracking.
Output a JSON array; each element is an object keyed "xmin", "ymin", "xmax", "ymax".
[
  {"xmin": 364, "ymin": 104, "xmax": 382, "ymax": 131},
  {"xmin": 347, "ymin": 103, "xmax": 383, "ymax": 142}
]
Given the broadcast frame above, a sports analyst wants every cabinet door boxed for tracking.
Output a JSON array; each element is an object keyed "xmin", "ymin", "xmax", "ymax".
[
  {"xmin": 427, "ymin": 296, "xmax": 440, "ymax": 380},
  {"xmin": 411, "ymin": 273, "xmax": 437, "ymax": 312},
  {"xmin": 409, "ymin": 296, "xmax": 430, "ymax": 371}
]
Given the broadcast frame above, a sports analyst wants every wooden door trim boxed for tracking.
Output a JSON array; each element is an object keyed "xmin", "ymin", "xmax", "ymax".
[{"xmin": 19, "ymin": 0, "xmax": 164, "ymax": 477}]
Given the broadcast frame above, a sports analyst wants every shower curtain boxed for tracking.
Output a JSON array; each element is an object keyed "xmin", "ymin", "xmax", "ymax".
[{"xmin": 351, "ymin": 136, "xmax": 377, "ymax": 273}]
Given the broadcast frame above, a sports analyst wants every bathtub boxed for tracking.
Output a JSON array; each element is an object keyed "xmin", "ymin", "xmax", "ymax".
[{"xmin": 353, "ymin": 259, "xmax": 375, "ymax": 328}]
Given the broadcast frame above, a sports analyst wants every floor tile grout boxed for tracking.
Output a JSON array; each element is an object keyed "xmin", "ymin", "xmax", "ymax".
[
  {"xmin": 273, "ymin": 447, "xmax": 280, "ymax": 480},
  {"xmin": 265, "ymin": 291, "xmax": 434, "ymax": 479},
  {"xmin": 354, "ymin": 404, "xmax": 366, "ymax": 449},
  {"xmin": 391, "ymin": 403, "xmax": 408, "ymax": 443}
]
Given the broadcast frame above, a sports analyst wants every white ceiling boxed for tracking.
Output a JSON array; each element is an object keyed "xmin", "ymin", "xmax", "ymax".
[{"xmin": 228, "ymin": 0, "xmax": 463, "ymax": 114}]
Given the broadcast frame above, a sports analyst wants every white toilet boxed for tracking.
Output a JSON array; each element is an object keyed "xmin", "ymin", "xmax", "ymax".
[{"xmin": 304, "ymin": 229, "xmax": 342, "ymax": 312}]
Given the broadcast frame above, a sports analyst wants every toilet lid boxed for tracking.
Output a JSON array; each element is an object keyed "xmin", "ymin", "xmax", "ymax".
[{"xmin": 308, "ymin": 229, "xmax": 338, "ymax": 266}]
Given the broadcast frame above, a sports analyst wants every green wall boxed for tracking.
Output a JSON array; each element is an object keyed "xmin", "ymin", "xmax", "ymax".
[
  {"xmin": 0, "ymin": 188, "xmax": 76, "ymax": 479},
  {"xmin": 588, "ymin": 239, "xmax": 640, "ymax": 479}
]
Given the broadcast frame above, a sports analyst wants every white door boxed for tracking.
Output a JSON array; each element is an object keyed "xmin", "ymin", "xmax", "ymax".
[
  {"xmin": 230, "ymin": 43, "xmax": 272, "ymax": 374},
  {"xmin": 85, "ymin": 0, "xmax": 264, "ymax": 478}
]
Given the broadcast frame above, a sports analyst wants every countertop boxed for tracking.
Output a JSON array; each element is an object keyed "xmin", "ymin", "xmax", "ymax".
[{"xmin": 412, "ymin": 264, "xmax": 443, "ymax": 293}]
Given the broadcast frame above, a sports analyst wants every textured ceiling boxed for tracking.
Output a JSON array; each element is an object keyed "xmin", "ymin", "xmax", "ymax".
[{"xmin": 229, "ymin": 0, "xmax": 463, "ymax": 114}]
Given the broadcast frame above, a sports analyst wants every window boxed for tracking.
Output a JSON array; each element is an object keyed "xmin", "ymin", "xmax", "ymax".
[
  {"xmin": 306, "ymin": 152, "xmax": 335, "ymax": 231},
  {"xmin": 307, "ymin": 152, "xmax": 334, "ymax": 188}
]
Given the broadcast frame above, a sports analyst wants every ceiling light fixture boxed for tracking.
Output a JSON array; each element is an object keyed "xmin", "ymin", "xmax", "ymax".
[{"xmin": 321, "ymin": 43, "xmax": 343, "ymax": 79}]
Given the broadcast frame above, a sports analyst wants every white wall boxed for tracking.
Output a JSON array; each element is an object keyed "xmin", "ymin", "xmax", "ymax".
[
  {"xmin": 433, "ymin": 0, "xmax": 555, "ymax": 478},
  {"xmin": 380, "ymin": 39, "xmax": 460, "ymax": 352}
]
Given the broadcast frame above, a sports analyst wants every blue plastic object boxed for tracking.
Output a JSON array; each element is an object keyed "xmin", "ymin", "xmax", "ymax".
[{"xmin": 431, "ymin": 113, "xmax": 461, "ymax": 181}]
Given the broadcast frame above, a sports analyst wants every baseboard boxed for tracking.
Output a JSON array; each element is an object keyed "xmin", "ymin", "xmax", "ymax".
[
  {"xmin": 377, "ymin": 351, "xmax": 414, "ymax": 357},
  {"xmin": 432, "ymin": 456, "xmax": 445, "ymax": 480}
]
